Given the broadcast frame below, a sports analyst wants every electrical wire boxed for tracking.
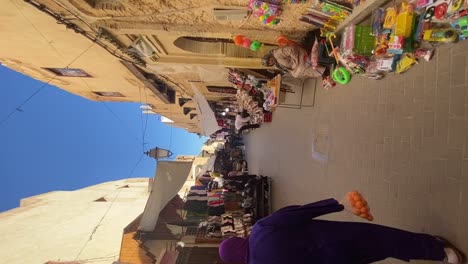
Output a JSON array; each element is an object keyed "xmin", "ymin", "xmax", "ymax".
[
  {"xmin": 74, "ymin": 188, "xmax": 123, "ymax": 261},
  {"xmin": 74, "ymin": 153, "xmax": 145, "ymax": 261},
  {"xmin": 0, "ymin": 41, "xmax": 95, "ymax": 128},
  {"xmin": 138, "ymin": 85, "xmax": 145, "ymax": 152},
  {"xmin": 141, "ymin": 87, "xmax": 149, "ymax": 152},
  {"xmin": 101, "ymin": 101, "xmax": 142, "ymax": 144},
  {"xmin": 0, "ymin": 78, "xmax": 54, "ymax": 126},
  {"xmin": 49, "ymin": 0, "xmax": 99, "ymax": 33},
  {"xmin": 9, "ymin": 0, "xmax": 66, "ymax": 64},
  {"xmin": 78, "ymin": 77, "xmax": 142, "ymax": 144}
]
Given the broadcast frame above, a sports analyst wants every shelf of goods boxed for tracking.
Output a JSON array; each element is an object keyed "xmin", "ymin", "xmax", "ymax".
[{"xmin": 335, "ymin": 0, "xmax": 393, "ymax": 33}]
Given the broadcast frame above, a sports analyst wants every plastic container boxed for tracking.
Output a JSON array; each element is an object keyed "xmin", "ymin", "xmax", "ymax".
[{"xmin": 353, "ymin": 26, "xmax": 375, "ymax": 55}]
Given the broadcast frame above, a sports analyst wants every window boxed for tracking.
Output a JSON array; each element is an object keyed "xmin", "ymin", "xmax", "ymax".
[
  {"xmin": 121, "ymin": 61, "xmax": 176, "ymax": 104},
  {"xmin": 213, "ymin": 8, "xmax": 248, "ymax": 21},
  {"xmin": 183, "ymin": 107, "xmax": 196, "ymax": 115},
  {"xmin": 129, "ymin": 36, "xmax": 158, "ymax": 58},
  {"xmin": 206, "ymin": 86, "xmax": 237, "ymax": 94},
  {"xmin": 93, "ymin": 91, "xmax": 125, "ymax": 97},
  {"xmin": 84, "ymin": 0, "xmax": 123, "ymax": 11},
  {"xmin": 44, "ymin": 68, "xmax": 91, "ymax": 77},
  {"xmin": 178, "ymin": 97, "xmax": 192, "ymax": 107}
]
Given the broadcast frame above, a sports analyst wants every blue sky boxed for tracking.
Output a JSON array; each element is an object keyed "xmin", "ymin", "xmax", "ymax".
[{"xmin": 0, "ymin": 66, "xmax": 206, "ymax": 212}]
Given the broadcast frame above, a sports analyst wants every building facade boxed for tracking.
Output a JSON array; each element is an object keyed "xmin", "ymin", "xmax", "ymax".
[
  {"xmin": 0, "ymin": 178, "xmax": 150, "ymax": 264},
  {"xmin": 0, "ymin": 0, "xmax": 312, "ymax": 134}
]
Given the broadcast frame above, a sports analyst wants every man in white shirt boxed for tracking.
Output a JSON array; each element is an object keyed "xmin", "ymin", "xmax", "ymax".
[{"xmin": 235, "ymin": 112, "xmax": 260, "ymax": 134}]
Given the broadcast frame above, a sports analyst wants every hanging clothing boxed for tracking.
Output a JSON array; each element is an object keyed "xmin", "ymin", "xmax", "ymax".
[
  {"xmin": 190, "ymin": 186, "xmax": 206, "ymax": 190},
  {"xmin": 183, "ymin": 200, "xmax": 207, "ymax": 214},
  {"xmin": 219, "ymin": 198, "xmax": 446, "ymax": 264},
  {"xmin": 186, "ymin": 196, "xmax": 208, "ymax": 201},
  {"xmin": 190, "ymin": 189, "xmax": 207, "ymax": 195}
]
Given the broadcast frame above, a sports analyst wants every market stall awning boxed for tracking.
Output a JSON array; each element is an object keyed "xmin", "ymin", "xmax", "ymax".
[
  {"xmin": 195, "ymin": 155, "xmax": 216, "ymax": 179},
  {"xmin": 138, "ymin": 160, "xmax": 193, "ymax": 232},
  {"xmin": 191, "ymin": 84, "xmax": 220, "ymax": 136}
]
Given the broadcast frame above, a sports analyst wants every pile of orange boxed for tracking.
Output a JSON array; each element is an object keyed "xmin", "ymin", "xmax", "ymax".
[{"xmin": 347, "ymin": 191, "xmax": 374, "ymax": 221}]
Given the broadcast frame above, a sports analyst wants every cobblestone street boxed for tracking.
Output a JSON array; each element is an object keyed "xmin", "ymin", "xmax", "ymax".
[{"xmin": 244, "ymin": 41, "xmax": 468, "ymax": 263}]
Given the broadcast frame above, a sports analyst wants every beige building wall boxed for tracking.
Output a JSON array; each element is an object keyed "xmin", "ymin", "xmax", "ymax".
[
  {"xmin": 0, "ymin": 178, "xmax": 150, "ymax": 264},
  {"xmin": 1, "ymin": 0, "xmax": 314, "ymax": 135},
  {"xmin": 0, "ymin": 0, "xmax": 203, "ymax": 133}
]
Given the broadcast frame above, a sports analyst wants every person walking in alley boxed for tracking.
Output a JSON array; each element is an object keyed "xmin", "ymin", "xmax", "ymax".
[
  {"xmin": 219, "ymin": 198, "xmax": 465, "ymax": 264},
  {"xmin": 235, "ymin": 111, "xmax": 260, "ymax": 134}
]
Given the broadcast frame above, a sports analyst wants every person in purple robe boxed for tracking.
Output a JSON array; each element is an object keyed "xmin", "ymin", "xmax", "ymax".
[{"xmin": 219, "ymin": 198, "xmax": 465, "ymax": 264}]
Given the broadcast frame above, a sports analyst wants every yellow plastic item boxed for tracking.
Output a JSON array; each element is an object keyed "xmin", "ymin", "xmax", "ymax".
[
  {"xmin": 383, "ymin": 7, "xmax": 397, "ymax": 29},
  {"xmin": 423, "ymin": 28, "xmax": 458, "ymax": 43},
  {"xmin": 395, "ymin": 2, "xmax": 414, "ymax": 37},
  {"xmin": 396, "ymin": 53, "xmax": 417, "ymax": 74}
]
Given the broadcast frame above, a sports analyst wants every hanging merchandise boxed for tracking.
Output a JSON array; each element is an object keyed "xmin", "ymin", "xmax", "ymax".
[
  {"xmin": 276, "ymin": 35, "xmax": 302, "ymax": 47},
  {"xmin": 383, "ymin": 7, "xmax": 397, "ymax": 29},
  {"xmin": 451, "ymin": 16, "xmax": 468, "ymax": 40},
  {"xmin": 284, "ymin": 0, "xmax": 309, "ymax": 3},
  {"xmin": 416, "ymin": 0, "xmax": 436, "ymax": 9},
  {"xmin": 423, "ymin": 27, "xmax": 459, "ymax": 42},
  {"xmin": 328, "ymin": 34, "xmax": 351, "ymax": 85},
  {"xmin": 300, "ymin": 1, "xmax": 352, "ymax": 31},
  {"xmin": 434, "ymin": 2, "xmax": 448, "ymax": 19},
  {"xmin": 387, "ymin": 35, "xmax": 405, "ymax": 54},
  {"xmin": 321, "ymin": 1, "xmax": 352, "ymax": 18},
  {"xmin": 395, "ymin": 2, "xmax": 415, "ymax": 38},
  {"xmin": 293, "ymin": 0, "xmax": 468, "ymax": 85},
  {"xmin": 247, "ymin": 0, "xmax": 282, "ymax": 26},
  {"xmin": 371, "ymin": 8, "xmax": 385, "ymax": 36},
  {"xmin": 452, "ymin": 0, "xmax": 464, "ymax": 12},
  {"xmin": 233, "ymin": 35, "xmax": 263, "ymax": 51}
]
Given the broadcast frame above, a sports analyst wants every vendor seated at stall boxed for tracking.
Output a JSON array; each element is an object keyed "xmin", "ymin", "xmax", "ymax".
[
  {"xmin": 262, "ymin": 45, "xmax": 328, "ymax": 79},
  {"xmin": 235, "ymin": 112, "xmax": 260, "ymax": 134}
]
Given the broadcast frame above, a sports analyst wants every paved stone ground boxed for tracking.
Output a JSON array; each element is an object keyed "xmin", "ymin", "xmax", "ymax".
[{"xmin": 244, "ymin": 40, "xmax": 468, "ymax": 264}]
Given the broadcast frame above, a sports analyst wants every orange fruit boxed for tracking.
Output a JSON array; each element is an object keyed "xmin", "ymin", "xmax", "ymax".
[
  {"xmin": 354, "ymin": 196, "xmax": 363, "ymax": 203},
  {"xmin": 360, "ymin": 206, "xmax": 369, "ymax": 213},
  {"xmin": 355, "ymin": 201, "xmax": 364, "ymax": 209}
]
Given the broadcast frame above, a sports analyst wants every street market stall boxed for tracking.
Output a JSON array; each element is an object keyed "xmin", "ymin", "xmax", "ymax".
[
  {"xmin": 229, "ymin": 0, "xmax": 468, "ymax": 90},
  {"xmin": 181, "ymin": 134, "xmax": 272, "ymax": 246},
  {"xmin": 298, "ymin": 0, "xmax": 467, "ymax": 85}
]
